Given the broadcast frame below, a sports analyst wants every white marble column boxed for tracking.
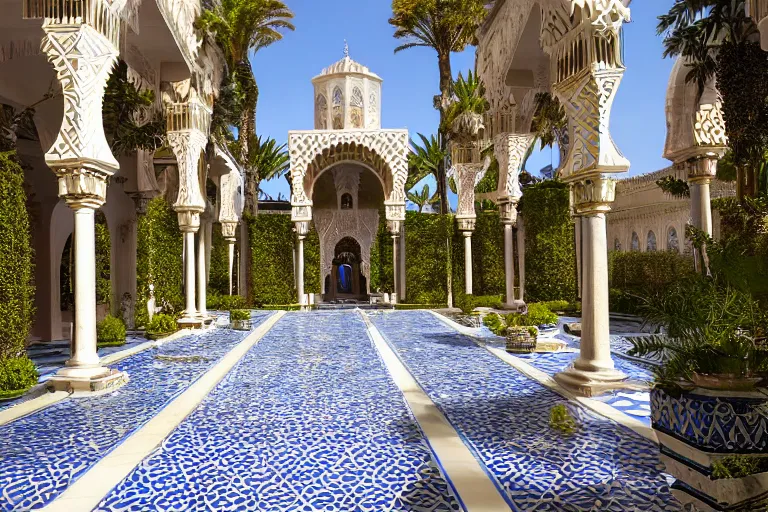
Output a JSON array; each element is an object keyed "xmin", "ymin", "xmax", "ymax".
[
  {"xmin": 399, "ymin": 223, "xmax": 407, "ymax": 302},
  {"xmin": 392, "ymin": 234, "xmax": 400, "ymax": 304},
  {"xmin": 687, "ymin": 157, "xmax": 717, "ymax": 236},
  {"xmin": 575, "ymin": 216, "xmax": 583, "ymax": 299},
  {"xmin": 197, "ymin": 227, "xmax": 208, "ymax": 318},
  {"xmin": 504, "ymin": 224, "xmax": 516, "ymax": 306},
  {"xmin": 41, "ymin": 13, "xmax": 127, "ymax": 392},
  {"xmin": 295, "ymin": 221, "xmax": 309, "ymax": 306},
  {"xmin": 183, "ymin": 230, "xmax": 197, "ymax": 318},
  {"xmin": 222, "ymin": 223, "xmax": 238, "ymax": 296},
  {"xmin": 463, "ymin": 232, "xmax": 473, "ymax": 295}
]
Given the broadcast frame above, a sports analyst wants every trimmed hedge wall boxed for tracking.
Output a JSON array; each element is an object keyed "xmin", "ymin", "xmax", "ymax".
[
  {"xmin": 404, "ymin": 211, "xmax": 451, "ymax": 304},
  {"xmin": 245, "ymin": 213, "xmax": 320, "ymax": 304},
  {"xmin": 370, "ymin": 210, "xmax": 394, "ymax": 293},
  {"xmin": 95, "ymin": 212, "xmax": 111, "ymax": 306},
  {"xmin": 136, "ymin": 197, "xmax": 184, "ymax": 327},
  {"xmin": 520, "ymin": 181, "xmax": 577, "ymax": 303},
  {"xmin": 0, "ymin": 151, "xmax": 34, "ymax": 360},
  {"xmin": 451, "ymin": 211, "xmax": 505, "ymax": 309},
  {"xmin": 208, "ymin": 225, "xmax": 229, "ymax": 296}
]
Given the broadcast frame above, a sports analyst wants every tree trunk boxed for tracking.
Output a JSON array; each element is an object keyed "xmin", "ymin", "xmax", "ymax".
[{"xmin": 437, "ymin": 50, "xmax": 452, "ymax": 215}]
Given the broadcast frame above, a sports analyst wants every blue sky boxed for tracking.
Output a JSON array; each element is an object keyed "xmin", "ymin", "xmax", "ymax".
[{"xmin": 253, "ymin": 0, "xmax": 675, "ymax": 203}]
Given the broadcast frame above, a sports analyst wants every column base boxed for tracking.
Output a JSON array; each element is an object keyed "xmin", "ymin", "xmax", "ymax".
[
  {"xmin": 177, "ymin": 316, "xmax": 204, "ymax": 329},
  {"xmin": 500, "ymin": 300, "xmax": 526, "ymax": 312},
  {"xmin": 47, "ymin": 366, "xmax": 128, "ymax": 394},
  {"xmin": 553, "ymin": 365, "xmax": 642, "ymax": 397}
]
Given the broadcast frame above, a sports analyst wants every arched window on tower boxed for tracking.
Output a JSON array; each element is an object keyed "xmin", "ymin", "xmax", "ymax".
[
  {"xmin": 367, "ymin": 90, "xmax": 378, "ymax": 128},
  {"xmin": 350, "ymin": 87, "xmax": 363, "ymax": 128},
  {"xmin": 332, "ymin": 87, "xmax": 344, "ymax": 129},
  {"xmin": 315, "ymin": 94, "xmax": 328, "ymax": 129},
  {"xmin": 647, "ymin": 231, "xmax": 657, "ymax": 252},
  {"xmin": 667, "ymin": 227, "xmax": 679, "ymax": 253},
  {"xmin": 341, "ymin": 193, "xmax": 353, "ymax": 210},
  {"xmin": 631, "ymin": 232, "xmax": 639, "ymax": 252}
]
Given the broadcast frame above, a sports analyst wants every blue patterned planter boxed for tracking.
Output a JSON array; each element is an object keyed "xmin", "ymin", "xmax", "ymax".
[{"xmin": 651, "ymin": 387, "xmax": 768, "ymax": 510}]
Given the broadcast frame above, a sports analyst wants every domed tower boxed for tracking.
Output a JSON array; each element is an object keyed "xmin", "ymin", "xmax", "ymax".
[{"xmin": 311, "ymin": 44, "xmax": 382, "ymax": 130}]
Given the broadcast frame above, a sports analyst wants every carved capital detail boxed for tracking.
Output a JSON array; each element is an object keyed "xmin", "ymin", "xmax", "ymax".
[
  {"xmin": 177, "ymin": 210, "xmax": 200, "ymax": 232},
  {"xmin": 499, "ymin": 199, "xmax": 519, "ymax": 226},
  {"xmin": 452, "ymin": 162, "xmax": 487, "ymax": 221},
  {"xmin": 221, "ymin": 221, "xmax": 238, "ymax": 241},
  {"xmin": 494, "ymin": 132, "xmax": 534, "ymax": 203},
  {"xmin": 457, "ymin": 216, "xmax": 476, "ymax": 232},
  {"xmin": 57, "ymin": 168, "xmax": 109, "ymax": 209},
  {"xmin": 42, "ymin": 23, "xmax": 119, "ymax": 177},
  {"xmin": 686, "ymin": 155, "xmax": 719, "ymax": 184},
  {"xmin": 555, "ymin": 68, "xmax": 629, "ymax": 181},
  {"xmin": 167, "ymin": 129, "xmax": 207, "ymax": 212},
  {"xmin": 294, "ymin": 221, "xmax": 310, "ymax": 238},
  {"xmin": 571, "ymin": 176, "xmax": 616, "ymax": 215},
  {"xmin": 387, "ymin": 219, "xmax": 402, "ymax": 235}
]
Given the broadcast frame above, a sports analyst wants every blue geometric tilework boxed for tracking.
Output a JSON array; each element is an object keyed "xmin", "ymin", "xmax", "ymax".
[
  {"xmin": 370, "ymin": 311, "xmax": 678, "ymax": 511},
  {"xmin": 95, "ymin": 311, "xmax": 461, "ymax": 512},
  {"xmin": 0, "ymin": 312, "xmax": 272, "ymax": 512}
]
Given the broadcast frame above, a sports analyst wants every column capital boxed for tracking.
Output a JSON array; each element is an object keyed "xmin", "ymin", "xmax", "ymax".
[
  {"xmin": 387, "ymin": 219, "xmax": 402, "ymax": 235},
  {"xmin": 570, "ymin": 175, "xmax": 616, "ymax": 215},
  {"xmin": 128, "ymin": 191, "xmax": 156, "ymax": 216},
  {"xmin": 294, "ymin": 220, "xmax": 310, "ymax": 238},
  {"xmin": 499, "ymin": 199, "xmax": 519, "ymax": 226},
  {"xmin": 57, "ymin": 169, "xmax": 109, "ymax": 209},
  {"xmin": 221, "ymin": 221, "xmax": 238, "ymax": 241},
  {"xmin": 177, "ymin": 210, "xmax": 201, "ymax": 232},
  {"xmin": 684, "ymin": 154, "xmax": 719, "ymax": 184},
  {"xmin": 167, "ymin": 129, "xmax": 208, "ymax": 212}
]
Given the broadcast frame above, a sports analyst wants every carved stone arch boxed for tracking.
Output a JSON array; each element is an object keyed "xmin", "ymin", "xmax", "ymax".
[{"xmin": 304, "ymin": 143, "xmax": 392, "ymax": 201}]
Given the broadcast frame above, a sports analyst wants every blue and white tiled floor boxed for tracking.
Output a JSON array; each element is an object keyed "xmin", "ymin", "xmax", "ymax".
[{"xmin": 1, "ymin": 310, "xmax": 678, "ymax": 511}]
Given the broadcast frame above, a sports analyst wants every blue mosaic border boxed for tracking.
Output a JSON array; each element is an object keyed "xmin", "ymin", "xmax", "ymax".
[
  {"xmin": 370, "ymin": 311, "xmax": 678, "ymax": 511},
  {"xmin": 0, "ymin": 312, "xmax": 272, "ymax": 512}
]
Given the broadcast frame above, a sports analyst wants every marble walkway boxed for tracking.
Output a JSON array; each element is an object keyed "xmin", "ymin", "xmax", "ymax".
[{"xmin": 0, "ymin": 310, "xmax": 678, "ymax": 511}]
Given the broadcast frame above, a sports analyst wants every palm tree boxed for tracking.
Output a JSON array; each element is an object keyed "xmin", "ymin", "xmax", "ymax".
[
  {"xmin": 238, "ymin": 135, "xmax": 290, "ymax": 210},
  {"xmin": 390, "ymin": 0, "xmax": 487, "ymax": 214},
  {"xmin": 530, "ymin": 92, "xmax": 567, "ymax": 177},
  {"xmin": 408, "ymin": 133, "xmax": 447, "ymax": 190},
  {"xmin": 198, "ymin": 0, "xmax": 294, "ymax": 214},
  {"xmin": 407, "ymin": 184, "xmax": 438, "ymax": 212}
]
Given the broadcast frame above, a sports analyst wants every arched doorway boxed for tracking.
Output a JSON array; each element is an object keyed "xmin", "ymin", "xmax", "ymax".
[{"xmin": 325, "ymin": 237, "xmax": 367, "ymax": 301}]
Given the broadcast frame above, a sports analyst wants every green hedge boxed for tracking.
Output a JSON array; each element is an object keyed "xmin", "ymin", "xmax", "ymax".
[
  {"xmin": 404, "ymin": 211, "xmax": 451, "ymax": 303},
  {"xmin": 370, "ymin": 210, "xmax": 394, "ymax": 293},
  {"xmin": 608, "ymin": 250, "xmax": 695, "ymax": 314},
  {"xmin": 136, "ymin": 197, "xmax": 184, "ymax": 327},
  {"xmin": 305, "ymin": 223, "xmax": 320, "ymax": 295},
  {"xmin": 520, "ymin": 181, "xmax": 576, "ymax": 303},
  {"xmin": 451, "ymin": 211, "xmax": 505, "ymax": 309},
  {"xmin": 95, "ymin": 212, "xmax": 111, "ymax": 306},
  {"xmin": 0, "ymin": 151, "xmax": 34, "ymax": 361},
  {"xmin": 208, "ymin": 225, "xmax": 229, "ymax": 296},
  {"xmin": 247, "ymin": 213, "xmax": 296, "ymax": 305}
]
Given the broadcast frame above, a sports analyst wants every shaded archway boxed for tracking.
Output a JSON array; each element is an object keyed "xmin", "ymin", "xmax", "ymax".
[{"xmin": 325, "ymin": 236, "xmax": 366, "ymax": 301}]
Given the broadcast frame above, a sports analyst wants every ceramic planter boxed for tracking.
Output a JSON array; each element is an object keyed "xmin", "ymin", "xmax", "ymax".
[
  {"xmin": 506, "ymin": 328, "xmax": 536, "ymax": 354},
  {"xmin": 651, "ymin": 387, "xmax": 768, "ymax": 510},
  {"xmin": 231, "ymin": 319, "xmax": 251, "ymax": 331}
]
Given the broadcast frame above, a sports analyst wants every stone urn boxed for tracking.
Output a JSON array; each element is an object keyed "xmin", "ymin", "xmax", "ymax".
[
  {"xmin": 231, "ymin": 319, "xmax": 251, "ymax": 331},
  {"xmin": 505, "ymin": 327, "xmax": 537, "ymax": 354},
  {"xmin": 650, "ymin": 386, "xmax": 768, "ymax": 510}
]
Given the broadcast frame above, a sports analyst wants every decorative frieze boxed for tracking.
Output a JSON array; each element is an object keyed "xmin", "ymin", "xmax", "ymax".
[{"xmin": 495, "ymin": 132, "xmax": 534, "ymax": 203}]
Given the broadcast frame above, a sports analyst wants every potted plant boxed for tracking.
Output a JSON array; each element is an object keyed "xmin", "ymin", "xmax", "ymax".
[
  {"xmin": 629, "ymin": 278, "xmax": 768, "ymax": 510},
  {"xmin": 482, "ymin": 303, "xmax": 562, "ymax": 353},
  {"xmin": 229, "ymin": 309, "xmax": 251, "ymax": 331},
  {"xmin": 145, "ymin": 314, "xmax": 178, "ymax": 340}
]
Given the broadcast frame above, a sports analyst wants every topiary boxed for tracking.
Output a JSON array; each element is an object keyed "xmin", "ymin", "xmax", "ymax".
[
  {"xmin": 97, "ymin": 315, "xmax": 127, "ymax": 346},
  {"xmin": 145, "ymin": 314, "xmax": 178, "ymax": 336},
  {"xmin": 0, "ymin": 356, "xmax": 38, "ymax": 396}
]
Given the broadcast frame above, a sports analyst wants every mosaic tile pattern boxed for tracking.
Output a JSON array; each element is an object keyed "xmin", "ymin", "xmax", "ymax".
[
  {"xmin": 370, "ymin": 310, "xmax": 678, "ymax": 511},
  {"xmin": 0, "ymin": 313, "xmax": 272, "ymax": 512},
  {"xmin": 95, "ymin": 311, "xmax": 461, "ymax": 512}
]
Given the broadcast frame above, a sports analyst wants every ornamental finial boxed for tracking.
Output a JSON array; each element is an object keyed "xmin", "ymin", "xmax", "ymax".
[{"xmin": 343, "ymin": 40, "xmax": 349, "ymax": 58}]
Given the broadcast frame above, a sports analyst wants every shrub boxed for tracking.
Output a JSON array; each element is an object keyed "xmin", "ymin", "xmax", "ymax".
[
  {"xmin": 208, "ymin": 227, "xmax": 230, "ymax": 296},
  {"xmin": 395, "ymin": 303, "xmax": 448, "ymax": 310},
  {"xmin": 246, "ymin": 213, "xmax": 297, "ymax": 305},
  {"xmin": 0, "ymin": 151, "xmax": 34, "ymax": 361},
  {"xmin": 451, "ymin": 212, "xmax": 506, "ymax": 309},
  {"xmin": 370, "ymin": 209, "xmax": 394, "ymax": 293},
  {"xmin": 524, "ymin": 303, "xmax": 559, "ymax": 326},
  {"xmin": 483, "ymin": 313, "xmax": 507, "ymax": 336},
  {"xmin": 220, "ymin": 295, "xmax": 248, "ymax": 311},
  {"xmin": 455, "ymin": 294, "xmax": 503, "ymax": 314},
  {"xmin": 549, "ymin": 404, "xmax": 577, "ymax": 435},
  {"xmin": 539, "ymin": 300, "xmax": 569, "ymax": 313},
  {"xmin": 710, "ymin": 455, "xmax": 768, "ymax": 479},
  {"xmin": 136, "ymin": 197, "xmax": 184, "ymax": 327},
  {"xmin": 519, "ymin": 181, "xmax": 577, "ymax": 303},
  {"xmin": 0, "ymin": 356, "xmax": 38, "ymax": 395},
  {"xmin": 145, "ymin": 314, "xmax": 178, "ymax": 335},
  {"xmin": 229, "ymin": 309, "xmax": 250, "ymax": 321},
  {"xmin": 97, "ymin": 315, "xmax": 127, "ymax": 346}
]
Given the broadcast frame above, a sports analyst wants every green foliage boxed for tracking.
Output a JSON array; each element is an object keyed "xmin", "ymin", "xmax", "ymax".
[
  {"xmin": 103, "ymin": 60, "xmax": 164, "ymax": 155},
  {"xmin": 136, "ymin": 198, "xmax": 184, "ymax": 328},
  {"xmin": 629, "ymin": 277, "xmax": 768, "ymax": 387},
  {"xmin": 539, "ymin": 300, "xmax": 569, "ymax": 313},
  {"xmin": 208, "ymin": 227, "xmax": 230, "ymax": 296},
  {"xmin": 549, "ymin": 404, "xmax": 577, "ymax": 435},
  {"xmin": 394, "ymin": 303, "xmax": 448, "ymax": 310},
  {"xmin": 656, "ymin": 175, "xmax": 691, "ymax": 198},
  {"xmin": 389, "ymin": 0, "xmax": 486, "ymax": 55},
  {"xmin": 475, "ymin": 157, "xmax": 498, "ymax": 194},
  {"xmin": 0, "ymin": 151, "xmax": 34, "ymax": 361},
  {"xmin": 451, "ymin": 212, "xmax": 505, "ymax": 309},
  {"xmin": 407, "ymin": 133, "xmax": 445, "ymax": 190},
  {"xmin": 305, "ymin": 223, "xmax": 320, "ymax": 295},
  {"xmin": 370, "ymin": 211, "xmax": 394, "ymax": 294},
  {"xmin": 95, "ymin": 212, "xmax": 111, "ymax": 306},
  {"xmin": 407, "ymin": 184, "xmax": 439, "ymax": 213},
  {"xmin": 455, "ymin": 295, "xmax": 503, "ymax": 314},
  {"xmin": 608, "ymin": 251, "xmax": 696, "ymax": 314},
  {"xmin": 483, "ymin": 313, "xmax": 507, "ymax": 336},
  {"xmin": 521, "ymin": 303, "xmax": 559, "ymax": 326},
  {"xmin": 97, "ymin": 315, "xmax": 127, "ymax": 346},
  {"xmin": 145, "ymin": 314, "xmax": 178, "ymax": 336},
  {"xmin": 444, "ymin": 70, "xmax": 489, "ymax": 139},
  {"xmin": 0, "ymin": 356, "xmax": 38, "ymax": 394},
  {"xmin": 404, "ymin": 212, "xmax": 451, "ymax": 303},
  {"xmin": 261, "ymin": 304, "xmax": 302, "ymax": 311},
  {"xmin": 519, "ymin": 181, "xmax": 576, "ymax": 303},
  {"xmin": 246, "ymin": 213, "xmax": 296, "ymax": 305},
  {"xmin": 229, "ymin": 309, "xmax": 250, "ymax": 321},
  {"xmin": 710, "ymin": 455, "xmax": 768, "ymax": 479},
  {"xmin": 531, "ymin": 92, "xmax": 567, "ymax": 157}
]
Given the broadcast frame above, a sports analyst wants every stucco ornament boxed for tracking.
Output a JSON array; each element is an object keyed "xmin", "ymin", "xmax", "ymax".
[
  {"xmin": 288, "ymin": 129, "xmax": 408, "ymax": 221},
  {"xmin": 495, "ymin": 132, "xmax": 535, "ymax": 204},
  {"xmin": 451, "ymin": 159, "xmax": 491, "ymax": 232},
  {"xmin": 314, "ymin": 209, "xmax": 379, "ymax": 292}
]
